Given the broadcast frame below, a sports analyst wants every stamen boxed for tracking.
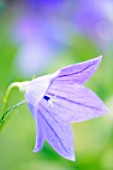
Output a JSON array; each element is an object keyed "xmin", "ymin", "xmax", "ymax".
[
  {"xmin": 44, "ymin": 95, "xmax": 54, "ymax": 107},
  {"xmin": 43, "ymin": 94, "xmax": 57, "ymax": 108},
  {"xmin": 44, "ymin": 95, "xmax": 50, "ymax": 101}
]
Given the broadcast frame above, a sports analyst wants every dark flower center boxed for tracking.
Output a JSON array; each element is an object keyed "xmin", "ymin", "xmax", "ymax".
[{"xmin": 43, "ymin": 95, "xmax": 50, "ymax": 101}]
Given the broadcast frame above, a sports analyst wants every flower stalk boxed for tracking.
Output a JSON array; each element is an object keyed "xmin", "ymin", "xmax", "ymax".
[
  {"xmin": 0, "ymin": 100, "xmax": 26, "ymax": 125},
  {"xmin": 0, "ymin": 81, "xmax": 30, "ymax": 130}
]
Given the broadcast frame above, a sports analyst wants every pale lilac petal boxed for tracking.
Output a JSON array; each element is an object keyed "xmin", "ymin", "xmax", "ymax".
[
  {"xmin": 27, "ymin": 103, "xmax": 44, "ymax": 152},
  {"xmin": 33, "ymin": 115, "xmax": 44, "ymax": 152},
  {"xmin": 37, "ymin": 102, "xmax": 75, "ymax": 161},
  {"xmin": 45, "ymin": 83, "xmax": 108, "ymax": 122},
  {"xmin": 25, "ymin": 70, "xmax": 59, "ymax": 116},
  {"xmin": 54, "ymin": 56, "xmax": 102, "ymax": 85},
  {"xmin": 25, "ymin": 76, "xmax": 50, "ymax": 107}
]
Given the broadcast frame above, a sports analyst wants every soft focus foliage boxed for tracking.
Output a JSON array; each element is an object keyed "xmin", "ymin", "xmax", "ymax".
[{"xmin": 0, "ymin": 1, "xmax": 113, "ymax": 170}]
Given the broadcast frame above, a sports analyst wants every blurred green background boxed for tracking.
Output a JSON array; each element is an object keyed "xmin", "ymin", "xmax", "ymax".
[{"xmin": 0, "ymin": 1, "xmax": 113, "ymax": 170}]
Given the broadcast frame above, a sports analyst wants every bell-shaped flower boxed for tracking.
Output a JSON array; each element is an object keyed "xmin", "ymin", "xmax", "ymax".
[{"xmin": 22, "ymin": 56, "xmax": 108, "ymax": 161}]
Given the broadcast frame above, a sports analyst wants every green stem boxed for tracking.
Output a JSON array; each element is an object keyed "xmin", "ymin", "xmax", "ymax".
[
  {"xmin": 0, "ymin": 100, "xmax": 26, "ymax": 125},
  {"xmin": 0, "ymin": 81, "xmax": 30, "ymax": 131},
  {"xmin": 0, "ymin": 82, "xmax": 23, "ymax": 131},
  {"xmin": 2, "ymin": 82, "xmax": 20, "ymax": 114}
]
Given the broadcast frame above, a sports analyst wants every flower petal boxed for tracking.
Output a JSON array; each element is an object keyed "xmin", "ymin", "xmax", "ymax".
[
  {"xmin": 27, "ymin": 103, "xmax": 44, "ymax": 152},
  {"xmin": 54, "ymin": 56, "xmax": 102, "ymax": 85},
  {"xmin": 46, "ymin": 83, "xmax": 108, "ymax": 122},
  {"xmin": 25, "ymin": 70, "xmax": 60, "ymax": 108},
  {"xmin": 33, "ymin": 113, "xmax": 44, "ymax": 152},
  {"xmin": 37, "ymin": 102, "xmax": 75, "ymax": 161},
  {"xmin": 25, "ymin": 76, "xmax": 50, "ymax": 107}
]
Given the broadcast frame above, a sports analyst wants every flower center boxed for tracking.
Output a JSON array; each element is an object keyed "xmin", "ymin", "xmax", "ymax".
[
  {"xmin": 43, "ymin": 95, "xmax": 57, "ymax": 108},
  {"xmin": 43, "ymin": 95, "xmax": 50, "ymax": 101}
]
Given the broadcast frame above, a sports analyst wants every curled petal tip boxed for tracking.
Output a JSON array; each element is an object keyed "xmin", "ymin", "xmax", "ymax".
[
  {"xmin": 62, "ymin": 154, "xmax": 75, "ymax": 161},
  {"xmin": 91, "ymin": 55, "xmax": 102, "ymax": 64},
  {"xmin": 97, "ymin": 55, "xmax": 102, "ymax": 62},
  {"xmin": 70, "ymin": 155, "xmax": 76, "ymax": 162},
  {"xmin": 64, "ymin": 152, "xmax": 75, "ymax": 161},
  {"xmin": 88, "ymin": 55, "xmax": 102, "ymax": 65},
  {"xmin": 101, "ymin": 102, "xmax": 109, "ymax": 115},
  {"xmin": 98, "ymin": 55, "xmax": 102, "ymax": 59},
  {"xmin": 105, "ymin": 106, "xmax": 109, "ymax": 114},
  {"xmin": 32, "ymin": 149, "xmax": 37, "ymax": 153},
  {"xmin": 32, "ymin": 144, "xmax": 43, "ymax": 152},
  {"xmin": 32, "ymin": 147, "xmax": 40, "ymax": 153}
]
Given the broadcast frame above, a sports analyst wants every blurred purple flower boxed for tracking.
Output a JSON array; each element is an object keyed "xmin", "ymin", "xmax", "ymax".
[
  {"xmin": 75, "ymin": 0, "xmax": 113, "ymax": 44},
  {"xmin": 11, "ymin": 0, "xmax": 113, "ymax": 77},
  {"xmin": 12, "ymin": 1, "xmax": 76, "ymax": 77},
  {"xmin": 24, "ymin": 56, "xmax": 108, "ymax": 161}
]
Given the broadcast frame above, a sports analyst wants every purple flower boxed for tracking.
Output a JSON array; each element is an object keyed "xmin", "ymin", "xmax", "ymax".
[
  {"xmin": 11, "ymin": 1, "xmax": 76, "ymax": 77},
  {"xmin": 23, "ymin": 56, "xmax": 108, "ymax": 161},
  {"xmin": 75, "ymin": 0, "xmax": 113, "ymax": 44}
]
